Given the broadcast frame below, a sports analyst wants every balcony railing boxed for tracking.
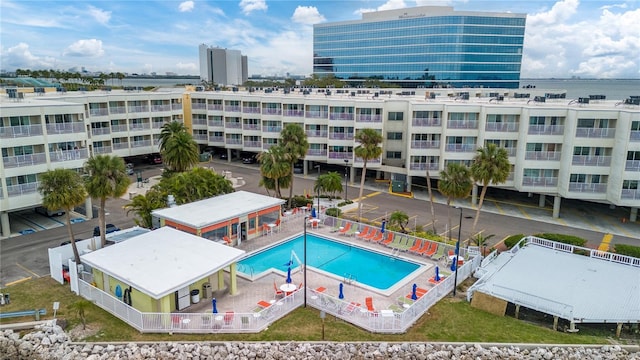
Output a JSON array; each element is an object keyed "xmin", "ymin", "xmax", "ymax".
[
  {"xmin": 225, "ymin": 138, "xmax": 242, "ymax": 145},
  {"xmin": 409, "ymin": 163, "xmax": 439, "ymax": 171},
  {"xmin": 445, "ymin": 144, "xmax": 476, "ymax": 152},
  {"xmin": 225, "ymin": 105, "xmax": 241, "ymax": 112},
  {"xmin": 93, "ymin": 146, "xmax": 112, "ymax": 155},
  {"xmin": 262, "ymin": 143, "xmax": 276, "ymax": 150},
  {"xmin": 171, "ymin": 103, "xmax": 182, "ymax": 110},
  {"xmin": 152, "ymin": 121, "xmax": 166, "ymax": 129},
  {"xmin": 243, "ymin": 124, "xmax": 261, "ymax": 131},
  {"xmin": 0, "ymin": 124, "xmax": 43, "ymax": 138},
  {"xmin": 412, "ymin": 118, "xmax": 441, "ymax": 127},
  {"xmin": 208, "ymin": 104, "xmax": 223, "ymax": 111},
  {"xmin": 328, "ymin": 152, "xmax": 353, "ymax": 159},
  {"xmin": 307, "ymin": 149, "xmax": 327, "ymax": 156},
  {"xmin": 621, "ymin": 189, "xmax": 640, "ymax": 200},
  {"xmin": 447, "ymin": 120, "xmax": 478, "ymax": 129},
  {"xmin": 356, "ymin": 114, "xmax": 382, "ymax": 123},
  {"xmin": 524, "ymin": 151, "xmax": 561, "ymax": 161},
  {"xmin": 328, "ymin": 133, "xmax": 354, "ymax": 140},
  {"xmin": 109, "ymin": 106, "xmax": 126, "ymax": 114},
  {"xmin": 192, "ymin": 134, "xmax": 208, "ymax": 141},
  {"xmin": 91, "ymin": 128, "xmax": 111, "ymax": 136},
  {"xmin": 113, "ymin": 142, "xmax": 129, "ymax": 150},
  {"xmin": 224, "ymin": 122, "xmax": 242, "ymax": 129},
  {"xmin": 630, "ymin": 131, "xmax": 640, "ymax": 142},
  {"xmin": 306, "ymin": 111, "xmax": 328, "ymax": 119},
  {"xmin": 572, "ymin": 155, "xmax": 611, "ymax": 167},
  {"xmin": 505, "ymin": 147, "xmax": 517, "ymax": 157},
  {"xmin": 129, "ymin": 124, "xmax": 150, "ymax": 131},
  {"xmin": 410, "ymin": 140, "xmax": 440, "ymax": 149},
  {"xmin": 568, "ymin": 183, "xmax": 607, "ymax": 193},
  {"xmin": 151, "ymin": 105, "xmax": 171, "ymax": 112},
  {"xmin": 89, "ymin": 108, "xmax": 109, "ymax": 117},
  {"xmin": 306, "ymin": 130, "xmax": 328, "ymax": 138},
  {"xmin": 192, "ymin": 103, "xmax": 206, "ymax": 110},
  {"xmin": 522, "ymin": 177, "xmax": 558, "ymax": 187},
  {"xmin": 208, "ymin": 120, "xmax": 224, "ymax": 127},
  {"xmin": 354, "ymin": 157, "xmax": 381, "ymax": 164},
  {"xmin": 244, "ymin": 141, "xmax": 262, "ymax": 148},
  {"xmin": 262, "ymin": 126, "xmax": 282, "ymax": 133},
  {"xmin": 3, "ymin": 153, "xmax": 47, "ymax": 168},
  {"xmin": 242, "ymin": 107, "xmax": 261, "ymax": 114},
  {"xmin": 329, "ymin": 113, "xmax": 354, "ymax": 121},
  {"xmin": 131, "ymin": 140, "xmax": 152, "ymax": 148},
  {"xmin": 262, "ymin": 108, "xmax": 282, "ymax": 115},
  {"xmin": 50, "ymin": 148, "xmax": 88, "ymax": 162},
  {"xmin": 192, "ymin": 118, "xmax": 207, "ymax": 126},
  {"xmin": 128, "ymin": 105, "xmax": 149, "ymax": 113},
  {"xmin": 626, "ymin": 160, "xmax": 640, "ymax": 171},
  {"xmin": 283, "ymin": 110, "xmax": 304, "ymax": 117},
  {"xmin": 46, "ymin": 122, "xmax": 85, "ymax": 134},
  {"xmin": 209, "ymin": 136, "xmax": 224, "ymax": 143},
  {"xmin": 575, "ymin": 128, "xmax": 615, "ymax": 138},
  {"xmin": 528, "ymin": 125, "xmax": 565, "ymax": 135},
  {"xmin": 485, "ymin": 122, "xmax": 519, "ymax": 132},
  {"xmin": 7, "ymin": 182, "xmax": 39, "ymax": 197},
  {"xmin": 111, "ymin": 124, "xmax": 128, "ymax": 133}
]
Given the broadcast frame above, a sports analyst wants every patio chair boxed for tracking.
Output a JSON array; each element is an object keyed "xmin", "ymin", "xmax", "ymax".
[
  {"xmin": 223, "ymin": 236, "xmax": 232, "ymax": 245},
  {"xmin": 408, "ymin": 239, "xmax": 423, "ymax": 254},
  {"xmin": 331, "ymin": 220, "xmax": 344, "ymax": 232},
  {"xmin": 364, "ymin": 229, "xmax": 380, "ymax": 241},
  {"xmin": 223, "ymin": 311, "xmax": 235, "ymax": 327},
  {"xmin": 257, "ymin": 300, "xmax": 272, "ymax": 308},
  {"xmin": 342, "ymin": 302, "xmax": 361, "ymax": 314},
  {"xmin": 430, "ymin": 244, "xmax": 447, "ymax": 260},
  {"xmin": 422, "ymin": 241, "xmax": 438, "ymax": 257},
  {"xmin": 387, "ymin": 235, "xmax": 404, "ymax": 250},
  {"xmin": 388, "ymin": 304, "xmax": 404, "ymax": 313},
  {"xmin": 274, "ymin": 219, "xmax": 281, "ymax": 232},
  {"xmin": 262, "ymin": 223, "xmax": 271, "ymax": 236},
  {"xmin": 338, "ymin": 222, "xmax": 352, "ymax": 235},
  {"xmin": 381, "ymin": 232, "xmax": 394, "ymax": 246},
  {"xmin": 357, "ymin": 226, "xmax": 372, "ymax": 240},
  {"xmin": 365, "ymin": 297, "xmax": 375, "ymax": 311},
  {"xmin": 397, "ymin": 237, "xmax": 414, "ymax": 252},
  {"xmin": 273, "ymin": 281, "xmax": 284, "ymax": 298},
  {"xmin": 371, "ymin": 230, "xmax": 384, "ymax": 243},
  {"xmin": 315, "ymin": 286, "xmax": 327, "ymax": 293}
]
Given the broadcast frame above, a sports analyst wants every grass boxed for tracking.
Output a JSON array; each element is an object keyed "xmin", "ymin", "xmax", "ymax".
[{"xmin": 0, "ymin": 277, "xmax": 612, "ymax": 344}]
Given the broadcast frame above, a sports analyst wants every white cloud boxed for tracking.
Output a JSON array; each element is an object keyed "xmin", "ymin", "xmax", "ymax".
[
  {"xmin": 1, "ymin": 42, "xmax": 56, "ymax": 69},
  {"xmin": 239, "ymin": 0, "xmax": 267, "ymax": 15},
  {"xmin": 88, "ymin": 5, "xmax": 111, "ymax": 25},
  {"xmin": 414, "ymin": 0, "xmax": 454, "ymax": 5},
  {"xmin": 178, "ymin": 1, "xmax": 194, "ymax": 12},
  {"xmin": 176, "ymin": 62, "xmax": 197, "ymax": 72},
  {"xmin": 527, "ymin": 0, "xmax": 579, "ymax": 26},
  {"xmin": 291, "ymin": 6, "xmax": 326, "ymax": 25},
  {"xmin": 355, "ymin": 0, "xmax": 407, "ymax": 16},
  {"xmin": 63, "ymin": 39, "xmax": 105, "ymax": 57}
]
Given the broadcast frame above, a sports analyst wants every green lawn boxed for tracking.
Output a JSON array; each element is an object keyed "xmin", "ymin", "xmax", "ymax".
[{"xmin": 0, "ymin": 277, "xmax": 611, "ymax": 343}]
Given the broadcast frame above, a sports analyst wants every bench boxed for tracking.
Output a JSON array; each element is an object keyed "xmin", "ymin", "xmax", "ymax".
[{"xmin": 0, "ymin": 309, "xmax": 47, "ymax": 320}]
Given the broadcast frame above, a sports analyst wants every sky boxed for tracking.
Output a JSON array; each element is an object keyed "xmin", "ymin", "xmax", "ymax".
[{"xmin": 1, "ymin": 0, "xmax": 639, "ymax": 79}]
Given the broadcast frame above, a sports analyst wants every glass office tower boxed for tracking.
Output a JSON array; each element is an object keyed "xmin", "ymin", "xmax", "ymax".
[{"xmin": 313, "ymin": 6, "xmax": 526, "ymax": 88}]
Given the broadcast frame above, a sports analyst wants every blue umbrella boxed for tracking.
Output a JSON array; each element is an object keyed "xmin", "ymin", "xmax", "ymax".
[
  {"xmin": 286, "ymin": 267, "xmax": 292, "ymax": 283},
  {"xmin": 212, "ymin": 298, "xmax": 218, "ymax": 314},
  {"xmin": 435, "ymin": 266, "xmax": 440, "ymax": 281},
  {"xmin": 380, "ymin": 220, "xmax": 386, "ymax": 234},
  {"xmin": 339, "ymin": 283, "xmax": 344, "ymax": 299},
  {"xmin": 450, "ymin": 256, "xmax": 457, "ymax": 272},
  {"xmin": 411, "ymin": 283, "xmax": 418, "ymax": 300},
  {"xmin": 455, "ymin": 240, "xmax": 460, "ymax": 256},
  {"xmin": 311, "ymin": 207, "xmax": 317, "ymax": 218}
]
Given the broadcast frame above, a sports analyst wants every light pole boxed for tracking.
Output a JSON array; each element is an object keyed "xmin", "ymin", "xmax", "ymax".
[
  {"xmin": 315, "ymin": 165, "xmax": 321, "ymax": 216},
  {"xmin": 343, "ymin": 159, "xmax": 349, "ymax": 201},
  {"xmin": 453, "ymin": 206, "xmax": 463, "ymax": 296},
  {"xmin": 303, "ymin": 215, "xmax": 308, "ymax": 307}
]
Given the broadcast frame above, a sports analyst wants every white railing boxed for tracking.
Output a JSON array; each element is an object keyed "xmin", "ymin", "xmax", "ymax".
[
  {"xmin": 93, "ymin": 146, "xmax": 112, "ymax": 155},
  {"xmin": 151, "ymin": 105, "xmax": 171, "ymax": 112},
  {"xmin": 7, "ymin": 182, "xmax": 39, "ymax": 197},
  {"xmin": 3, "ymin": 153, "xmax": 47, "ymax": 168},
  {"xmin": 356, "ymin": 114, "xmax": 382, "ymax": 123},
  {"xmin": 621, "ymin": 189, "xmax": 640, "ymax": 200},
  {"xmin": 521, "ymin": 177, "xmax": 558, "ymax": 187},
  {"xmin": 412, "ymin": 118, "xmax": 441, "ymax": 127},
  {"xmin": 571, "ymin": 155, "xmax": 611, "ymax": 167},
  {"xmin": 89, "ymin": 108, "xmax": 109, "ymax": 117},
  {"xmin": 46, "ymin": 122, "xmax": 85, "ymax": 134},
  {"xmin": 528, "ymin": 125, "xmax": 564, "ymax": 135},
  {"xmin": 575, "ymin": 128, "xmax": 615, "ymax": 138},
  {"xmin": 524, "ymin": 151, "xmax": 561, "ymax": 161},
  {"xmin": 262, "ymin": 108, "xmax": 282, "ymax": 115},
  {"xmin": 523, "ymin": 236, "xmax": 639, "ymax": 267},
  {"xmin": 0, "ymin": 124, "xmax": 43, "ymax": 138},
  {"xmin": 50, "ymin": 148, "xmax": 88, "ymax": 162},
  {"xmin": 568, "ymin": 183, "xmax": 607, "ymax": 193},
  {"xmin": 485, "ymin": 122, "xmax": 519, "ymax": 132},
  {"xmin": 411, "ymin": 140, "xmax": 440, "ymax": 149},
  {"xmin": 447, "ymin": 120, "xmax": 478, "ymax": 129}
]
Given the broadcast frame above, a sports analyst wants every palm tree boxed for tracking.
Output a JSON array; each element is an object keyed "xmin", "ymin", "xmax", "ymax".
[
  {"xmin": 258, "ymin": 146, "xmax": 291, "ymax": 199},
  {"xmin": 39, "ymin": 169, "xmax": 87, "ymax": 264},
  {"xmin": 68, "ymin": 299, "xmax": 93, "ymax": 329},
  {"xmin": 125, "ymin": 192, "xmax": 165, "ymax": 228},
  {"xmin": 280, "ymin": 124, "xmax": 309, "ymax": 208},
  {"xmin": 426, "ymin": 164, "xmax": 437, "ymax": 233},
  {"xmin": 438, "ymin": 163, "xmax": 473, "ymax": 242},
  {"xmin": 354, "ymin": 128, "xmax": 383, "ymax": 221},
  {"xmin": 389, "ymin": 210, "xmax": 410, "ymax": 233},
  {"xmin": 158, "ymin": 121, "xmax": 188, "ymax": 153},
  {"xmin": 470, "ymin": 143, "xmax": 511, "ymax": 231},
  {"xmin": 162, "ymin": 131, "xmax": 199, "ymax": 172},
  {"xmin": 315, "ymin": 172, "xmax": 343, "ymax": 201},
  {"xmin": 84, "ymin": 155, "xmax": 131, "ymax": 247}
]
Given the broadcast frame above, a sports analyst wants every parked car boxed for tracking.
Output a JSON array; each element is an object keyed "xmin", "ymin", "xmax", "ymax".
[
  {"xmin": 126, "ymin": 163, "xmax": 134, "ymax": 175},
  {"xmin": 35, "ymin": 206, "xmax": 64, "ymax": 217},
  {"xmin": 93, "ymin": 224, "xmax": 120, "ymax": 237},
  {"xmin": 219, "ymin": 152, "xmax": 228, "ymax": 160},
  {"xmin": 242, "ymin": 154, "xmax": 258, "ymax": 164},
  {"xmin": 145, "ymin": 154, "xmax": 162, "ymax": 165}
]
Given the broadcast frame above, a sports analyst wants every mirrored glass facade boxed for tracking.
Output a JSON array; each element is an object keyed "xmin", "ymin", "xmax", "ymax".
[{"xmin": 313, "ymin": 6, "xmax": 526, "ymax": 88}]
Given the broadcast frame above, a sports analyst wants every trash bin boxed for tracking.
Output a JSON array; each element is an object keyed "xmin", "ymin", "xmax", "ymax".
[
  {"xmin": 190, "ymin": 289, "xmax": 200, "ymax": 304},
  {"xmin": 202, "ymin": 283, "xmax": 212, "ymax": 299}
]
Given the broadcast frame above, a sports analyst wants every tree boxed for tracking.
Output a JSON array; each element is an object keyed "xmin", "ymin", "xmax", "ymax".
[
  {"xmin": 280, "ymin": 124, "xmax": 309, "ymax": 208},
  {"xmin": 425, "ymin": 164, "xmax": 437, "ymax": 233},
  {"xmin": 258, "ymin": 146, "xmax": 291, "ymax": 199},
  {"xmin": 354, "ymin": 128, "xmax": 383, "ymax": 221},
  {"xmin": 158, "ymin": 121, "xmax": 188, "ymax": 153},
  {"xmin": 125, "ymin": 192, "xmax": 165, "ymax": 229},
  {"xmin": 161, "ymin": 131, "xmax": 199, "ymax": 172},
  {"xmin": 84, "ymin": 155, "xmax": 131, "ymax": 247},
  {"xmin": 470, "ymin": 143, "xmax": 510, "ymax": 231},
  {"xmin": 315, "ymin": 172, "xmax": 343, "ymax": 200},
  {"xmin": 68, "ymin": 299, "xmax": 93, "ymax": 329},
  {"xmin": 389, "ymin": 210, "xmax": 410, "ymax": 233},
  {"xmin": 39, "ymin": 169, "xmax": 87, "ymax": 264},
  {"xmin": 438, "ymin": 163, "xmax": 473, "ymax": 242}
]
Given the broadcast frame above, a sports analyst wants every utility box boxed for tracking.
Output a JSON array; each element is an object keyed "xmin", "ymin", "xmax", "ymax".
[
  {"xmin": 391, "ymin": 180, "xmax": 405, "ymax": 193},
  {"xmin": 202, "ymin": 283, "xmax": 212, "ymax": 299}
]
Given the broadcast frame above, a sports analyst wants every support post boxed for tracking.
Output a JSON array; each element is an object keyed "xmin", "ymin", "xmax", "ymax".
[
  {"xmin": 553, "ymin": 316, "xmax": 558, "ymax": 330},
  {"xmin": 616, "ymin": 323, "xmax": 623, "ymax": 338},
  {"xmin": 0, "ymin": 211, "xmax": 10, "ymax": 238},
  {"xmin": 630, "ymin": 207, "xmax": 638, "ymax": 222},
  {"xmin": 471, "ymin": 184, "xmax": 478, "ymax": 206},
  {"xmin": 553, "ymin": 196, "xmax": 561, "ymax": 218},
  {"xmin": 515, "ymin": 304, "xmax": 521, "ymax": 319},
  {"xmin": 84, "ymin": 198, "xmax": 93, "ymax": 219},
  {"xmin": 539, "ymin": 194, "xmax": 546, "ymax": 207},
  {"xmin": 229, "ymin": 263, "xmax": 237, "ymax": 295}
]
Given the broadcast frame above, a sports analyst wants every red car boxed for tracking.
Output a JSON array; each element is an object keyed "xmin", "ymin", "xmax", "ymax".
[{"xmin": 146, "ymin": 154, "xmax": 162, "ymax": 164}]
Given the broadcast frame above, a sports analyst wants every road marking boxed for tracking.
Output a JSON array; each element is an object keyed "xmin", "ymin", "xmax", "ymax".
[
  {"xmin": 555, "ymin": 218, "xmax": 568, "ymax": 226},
  {"xmin": 16, "ymin": 263, "xmax": 41, "ymax": 278},
  {"xmin": 598, "ymin": 233, "xmax": 613, "ymax": 251},
  {"xmin": 492, "ymin": 201, "xmax": 505, "ymax": 215},
  {"xmin": 5, "ymin": 277, "xmax": 32, "ymax": 287},
  {"xmin": 517, "ymin": 206, "xmax": 531, "ymax": 220},
  {"xmin": 365, "ymin": 191, "xmax": 381, "ymax": 199}
]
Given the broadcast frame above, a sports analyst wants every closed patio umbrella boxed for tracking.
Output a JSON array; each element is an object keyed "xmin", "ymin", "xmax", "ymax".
[
  {"xmin": 380, "ymin": 219, "xmax": 386, "ymax": 233},
  {"xmin": 435, "ymin": 266, "xmax": 440, "ymax": 282},
  {"xmin": 339, "ymin": 283, "xmax": 344, "ymax": 299},
  {"xmin": 311, "ymin": 207, "xmax": 317, "ymax": 218},
  {"xmin": 411, "ymin": 283, "xmax": 418, "ymax": 301},
  {"xmin": 286, "ymin": 267, "xmax": 292, "ymax": 283},
  {"xmin": 212, "ymin": 298, "xmax": 218, "ymax": 314}
]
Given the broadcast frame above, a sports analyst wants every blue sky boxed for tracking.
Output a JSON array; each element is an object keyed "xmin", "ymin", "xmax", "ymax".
[{"xmin": 1, "ymin": 0, "xmax": 638, "ymax": 78}]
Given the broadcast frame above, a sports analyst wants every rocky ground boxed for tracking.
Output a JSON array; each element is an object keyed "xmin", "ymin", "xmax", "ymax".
[{"xmin": 1, "ymin": 321, "xmax": 638, "ymax": 360}]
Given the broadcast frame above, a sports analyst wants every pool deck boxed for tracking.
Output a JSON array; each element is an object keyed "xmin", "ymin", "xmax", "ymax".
[{"xmin": 179, "ymin": 217, "xmax": 453, "ymax": 316}]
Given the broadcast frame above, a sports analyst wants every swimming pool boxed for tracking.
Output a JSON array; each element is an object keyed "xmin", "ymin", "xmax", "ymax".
[{"xmin": 237, "ymin": 234, "xmax": 421, "ymax": 290}]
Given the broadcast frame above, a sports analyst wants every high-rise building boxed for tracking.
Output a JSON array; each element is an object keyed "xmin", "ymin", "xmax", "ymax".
[
  {"xmin": 313, "ymin": 6, "xmax": 526, "ymax": 88},
  {"xmin": 199, "ymin": 44, "xmax": 248, "ymax": 86}
]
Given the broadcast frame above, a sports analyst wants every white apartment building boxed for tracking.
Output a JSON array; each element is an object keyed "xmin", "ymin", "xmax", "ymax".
[
  {"xmin": 198, "ymin": 44, "xmax": 248, "ymax": 86},
  {"xmin": 1, "ymin": 87, "xmax": 639, "ymax": 237}
]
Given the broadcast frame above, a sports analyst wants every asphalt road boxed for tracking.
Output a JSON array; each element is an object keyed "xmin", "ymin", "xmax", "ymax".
[{"xmin": 1, "ymin": 159, "xmax": 637, "ymax": 288}]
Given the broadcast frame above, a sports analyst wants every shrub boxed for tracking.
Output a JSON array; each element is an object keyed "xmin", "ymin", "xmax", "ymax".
[
  {"xmin": 325, "ymin": 207, "xmax": 341, "ymax": 217},
  {"xmin": 533, "ymin": 233, "xmax": 586, "ymax": 247},
  {"xmin": 504, "ymin": 234, "xmax": 525, "ymax": 249},
  {"xmin": 614, "ymin": 244, "xmax": 640, "ymax": 258},
  {"xmin": 337, "ymin": 200, "xmax": 353, "ymax": 207}
]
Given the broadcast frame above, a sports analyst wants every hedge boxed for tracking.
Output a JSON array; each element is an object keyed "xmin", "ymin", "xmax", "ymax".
[
  {"xmin": 325, "ymin": 207, "xmax": 342, "ymax": 217},
  {"xmin": 504, "ymin": 234, "xmax": 525, "ymax": 249},
  {"xmin": 614, "ymin": 244, "xmax": 640, "ymax": 258},
  {"xmin": 533, "ymin": 233, "xmax": 586, "ymax": 247}
]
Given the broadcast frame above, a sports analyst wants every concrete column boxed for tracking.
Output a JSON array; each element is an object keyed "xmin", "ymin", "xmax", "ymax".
[
  {"xmin": 406, "ymin": 176, "xmax": 412, "ymax": 192},
  {"xmin": 229, "ymin": 263, "xmax": 237, "ymax": 295},
  {"xmin": 376, "ymin": 170, "xmax": 382, "ymax": 179},
  {"xmin": 539, "ymin": 194, "xmax": 546, "ymax": 208},
  {"xmin": 553, "ymin": 316, "xmax": 558, "ymax": 331},
  {"xmin": 567, "ymin": 321, "xmax": 579, "ymax": 332},
  {"xmin": 226, "ymin": 148, "xmax": 231, "ymax": 163},
  {"xmin": 471, "ymin": 184, "xmax": 478, "ymax": 206},
  {"xmin": 616, "ymin": 323, "xmax": 623, "ymax": 338},
  {"xmin": 1, "ymin": 211, "xmax": 10, "ymax": 238},
  {"xmin": 84, "ymin": 198, "xmax": 93, "ymax": 219},
  {"xmin": 217, "ymin": 269, "xmax": 225, "ymax": 290},
  {"xmin": 349, "ymin": 167, "xmax": 355, "ymax": 185},
  {"xmin": 630, "ymin": 207, "xmax": 638, "ymax": 222},
  {"xmin": 515, "ymin": 304, "xmax": 520, "ymax": 319},
  {"xmin": 553, "ymin": 196, "xmax": 561, "ymax": 218},
  {"xmin": 303, "ymin": 160, "xmax": 308, "ymax": 176}
]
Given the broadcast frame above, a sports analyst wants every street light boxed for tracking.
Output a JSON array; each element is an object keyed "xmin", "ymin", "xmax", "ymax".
[
  {"xmin": 303, "ymin": 215, "xmax": 308, "ymax": 307},
  {"xmin": 343, "ymin": 159, "xmax": 349, "ymax": 201},
  {"xmin": 453, "ymin": 206, "xmax": 463, "ymax": 296},
  {"xmin": 315, "ymin": 165, "xmax": 321, "ymax": 216}
]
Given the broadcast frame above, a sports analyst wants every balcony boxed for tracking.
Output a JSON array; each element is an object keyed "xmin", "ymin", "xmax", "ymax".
[
  {"xmin": 129, "ymin": 124, "xmax": 150, "ymax": 131},
  {"xmin": 46, "ymin": 122, "xmax": 85, "ymax": 134},
  {"xmin": 224, "ymin": 122, "xmax": 242, "ymax": 129},
  {"xmin": 244, "ymin": 141, "xmax": 262, "ymax": 148},
  {"xmin": 111, "ymin": 124, "xmax": 128, "ymax": 133},
  {"xmin": 447, "ymin": 120, "xmax": 478, "ymax": 129},
  {"xmin": 485, "ymin": 122, "xmax": 519, "ymax": 132},
  {"xmin": 208, "ymin": 120, "xmax": 224, "ymax": 127},
  {"xmin": 284, "ymin": 110, "xmax": 304, "ymax": 117},
  {"xmin": 192, "ymin": 118, "xmax": 207, "ymax": 126},
  {"xmin": 262, "ymin": 126, "xmax": 282, "ymax": 133},
  {"xmin": 225, "ymin": 105, "xmax": 241, "ymax": 112},
  {"xmin": 91, "ymin": 128, "xmax": 111, "ymax": 136},
  {"xmin": 113, "ymin": 142, "xmax": 129, "ymax": 150},
  {"xmin": 208, "ymin": 104, "xmax": 223, "ymax": 111},
  {"xmin": 307, "ymin": 149, "xmax": 327, "ymax": 156},
  {"xmin": 411, "ymin": 140, "xmax": 440, "ymax": 149},
  {"xmin": 243, "ymin": 124, "xmax": 261, "ymax": 131},
  {"xmin": 109, "ymin": 106, "xmax": 126, "ymax": 114},
  {"xmin": 328, "ymin": 132, "xmax": 354, "ymax": 140},
  {"xmin": 306, "ymin": 130, "xmax": 328, "ymax": 138},
  {"xmin": 528, "ymin": 125, "xmax": 565, "ymax": 135},
  {"xmin": 225, "ymin": 138, "xmax": 242, "ymax": 145},
  {"xmin": 306, "ymin": 111, "xmax": 328, "ymax": 119},
  {"xmin": 3, "ymin": 153, "xmax": 47, "ymax": 168},
  {"xmin": 522, "ymin": 177, "xmax": 558, "ymax": 187},
  {"xmin": 354, "ymin": 157, "xmax": 381, "ymax": 164},
  {"xmin": 631, "ymin": 131, "xmax": 640, "ymax": 142},
  {"xmin": 192, "ymin": 103, "xmax": 207, "ymax": 110},
  {"xmin": 572, "ymin": 155, "xmax": 611, "ymax": 167},
  {"xmin": 50, "ymin": 148, "xmax": 88, "ymax": 163},
  {"xmin": 262, "ymin": 108, "xmax": 282, "ymax": 116},
  {"xmin": 356, "ymin": 114, "xmax": 382, "ymax": 123},
  {"xmin": 192, "ymin": 133, "xmax": 208, "ymax": 141},
  {"xmin": 171, "ymin": 103, "xmax": 182, "ymax": 110},
  {"xmin": 575, "ymin": 128, "xmax": 615, "ymax": 138},
  {"xmin": 89, "ymin": 108, "xmax": 109, "ymax": 117},
  {"xmin": 262, "ymin": 143, "xmax": 276, "ymax": 150},
  {"xmin": 412, "ymin": 118, "xmax": 441, "ymax": 127},
  {"xmin": 525, "ymin": 151, "xmax": 561, "ymax": 161},
  {"xmin": 626, "ymin": 160, "xmax": 640, "ymax": 171},
  {"xmin": 621, "ymin": 189, "xmax": 640, "ymax": 200},
  {"xmin": 409, "ymin": 163, "xmax": 439, "ymax": 171},
  {"xmin": 568, "ymin": 183, "xmax": 607, "ymax": 193},
  {"xmin": 131, "ymin": 140, "xmax": 152, "ymax": 148},
  {"xmin": 128, "ymin": 105, "xmax": 149, "ymax": 113},
  {"xmin": 0, "ymin": 124, "xmax": 43, "ymax": 138},
  {"xmin": 329, "ymin": 113, "xmax": 354, "ymax": 121},
  {"xmin": 151, "ymin": 104, "xmax": 171, "ymax": 112},
  {"xmin": 209, "ymin": 136, "xmax": 224, "ymax": 143},
  {"xmin": 93, "ymin": 146, "xmax": 112, "ymax": 155},
  {"xmin": 7, "ymin": 182, "xmax": 39, "ymax": 197},
  {"xmin": 152, "ymin": 121, "xmax": 166, "ymax": 129},
  {"xmin": 242, "ymin": 107, "xmax": 260, "ymax": 114},
  {"xmin": 445, "ymin": 144, "xmax": 476, "ymax": 152},
  {"xmin": 328, "ymin": 152, "xmax": 353, "ymax": 159},
  {"xmin": 505, "ymin": 147, "xmax": 517, "ymax": 157}
]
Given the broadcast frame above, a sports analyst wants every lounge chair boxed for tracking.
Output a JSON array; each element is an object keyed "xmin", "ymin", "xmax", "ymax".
[
  {"xmin": 419, "ymin": 241, "xmax": 438, "ymax": 257},
  {"xmin": 398, "ymin": 237, "xmax": 414, "ymax": 251},
  {"xmin": 387, "ymin": 235, "xmax": 404, "ymax": 250},
  {"xmin": 371, "ymin": 230, "xmax": 384, "ymax": 243},
  {"xmin": 406, "ymin": 287, "xmax": 428, "ymax": 300},
  {"xmin": 257, "ymin": 300, "xmax": 272, "ymax": 308},
  {"xmin": 273, "ymin": 281, "xmax": 284, "ymax": 298},
  {"xmin": 430, "ymin": 244, "xmax": 447, "ymax": 260},
  {"xmin": 331, "ymin": 220, "xmax": 344, "ymax": 232},
  {"xmin": 338, "ymin": 222, "xmax": 352, "ymax": 236},
  {"xmin": 223, "ymin": 311, "xmax": 235, "ymax": 327},
  {"xmin": 388, "ymin": 304, "xmax": 404, "ymax": 313},
  {"xmin": 364, "ymin": 229, "xmax": 379, "ymax": 241},
  {"xmin": 365, "ymin": 296, "xmax": 375, "ymax": 311},
  {"xmin": 223, "ymin": 235, "xmax": 232, "ymax": 245},
  {"xmin": 408, "ymin": 239, "xmax": 423, "ymax": 253},
  {"xmin": 381, "ymin": 232, "xmax": 394, "ymax": 245},
  {"xmin": 315, "ymin": 286, "xmax": 326, "ymax": 293},
  {"xmin": 343, "ymin": 302, "xmax": 361, "ymax": 314},
  {"xmin": 357, "ymin": 226, "xmax": 372, "ymax": 240}
]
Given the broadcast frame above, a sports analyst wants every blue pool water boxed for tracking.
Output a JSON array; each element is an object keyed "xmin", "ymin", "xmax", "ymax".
[{"xmin": 237, "ymin": 234, "xmax": 421, "ymax": 290}]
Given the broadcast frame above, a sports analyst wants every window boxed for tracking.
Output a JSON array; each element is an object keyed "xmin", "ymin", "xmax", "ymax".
[
  {"xmin": 623, "ymin": 180, "xmax": 638, "ymax": 189},
  {"xmin": 570, "ymin": 174, "xmax": 586, "ymax": 183},
  {"xmin": 387, "ymin": 132, "xmax": 403, "ymax": 140},
  {"xmin": 573, "ymin": 147, "xmax": 589, "ymax": 156},
  {"xmin": 388, "ymin": 112, "xmax": 404, "ymax": 121},
  {"xmin": 632, "ymin": 121, "xmax": 640, "ymax": 131},
  {"xmin": 386, "ymin": 151, "xmax": 402, "ymax": 159}
]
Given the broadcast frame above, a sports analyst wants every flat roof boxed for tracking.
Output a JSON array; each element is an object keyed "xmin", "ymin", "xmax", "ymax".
[
  {"xmin": 81, "ymin": 227, "xmax": 246, "ymax": 299},
  {"xmin": 471, "ymin": 242, "xmax": 640, "ymax": 323},
  {"xmin": 152, "ymin": 191, "xmax": 285, "ymax": 229}
]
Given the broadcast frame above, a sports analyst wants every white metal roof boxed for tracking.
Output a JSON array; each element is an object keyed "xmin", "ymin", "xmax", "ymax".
[
  {"xmin": 470, "ymin": 243, "xmax": 640, "ymax": 323},
  {"xmin": 80, "ymin": 227, "xmax": 245, "ymax": 299},
  {"xmin": 152, "ymin": 191, "xmax": 285, "ymax": 228}
]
